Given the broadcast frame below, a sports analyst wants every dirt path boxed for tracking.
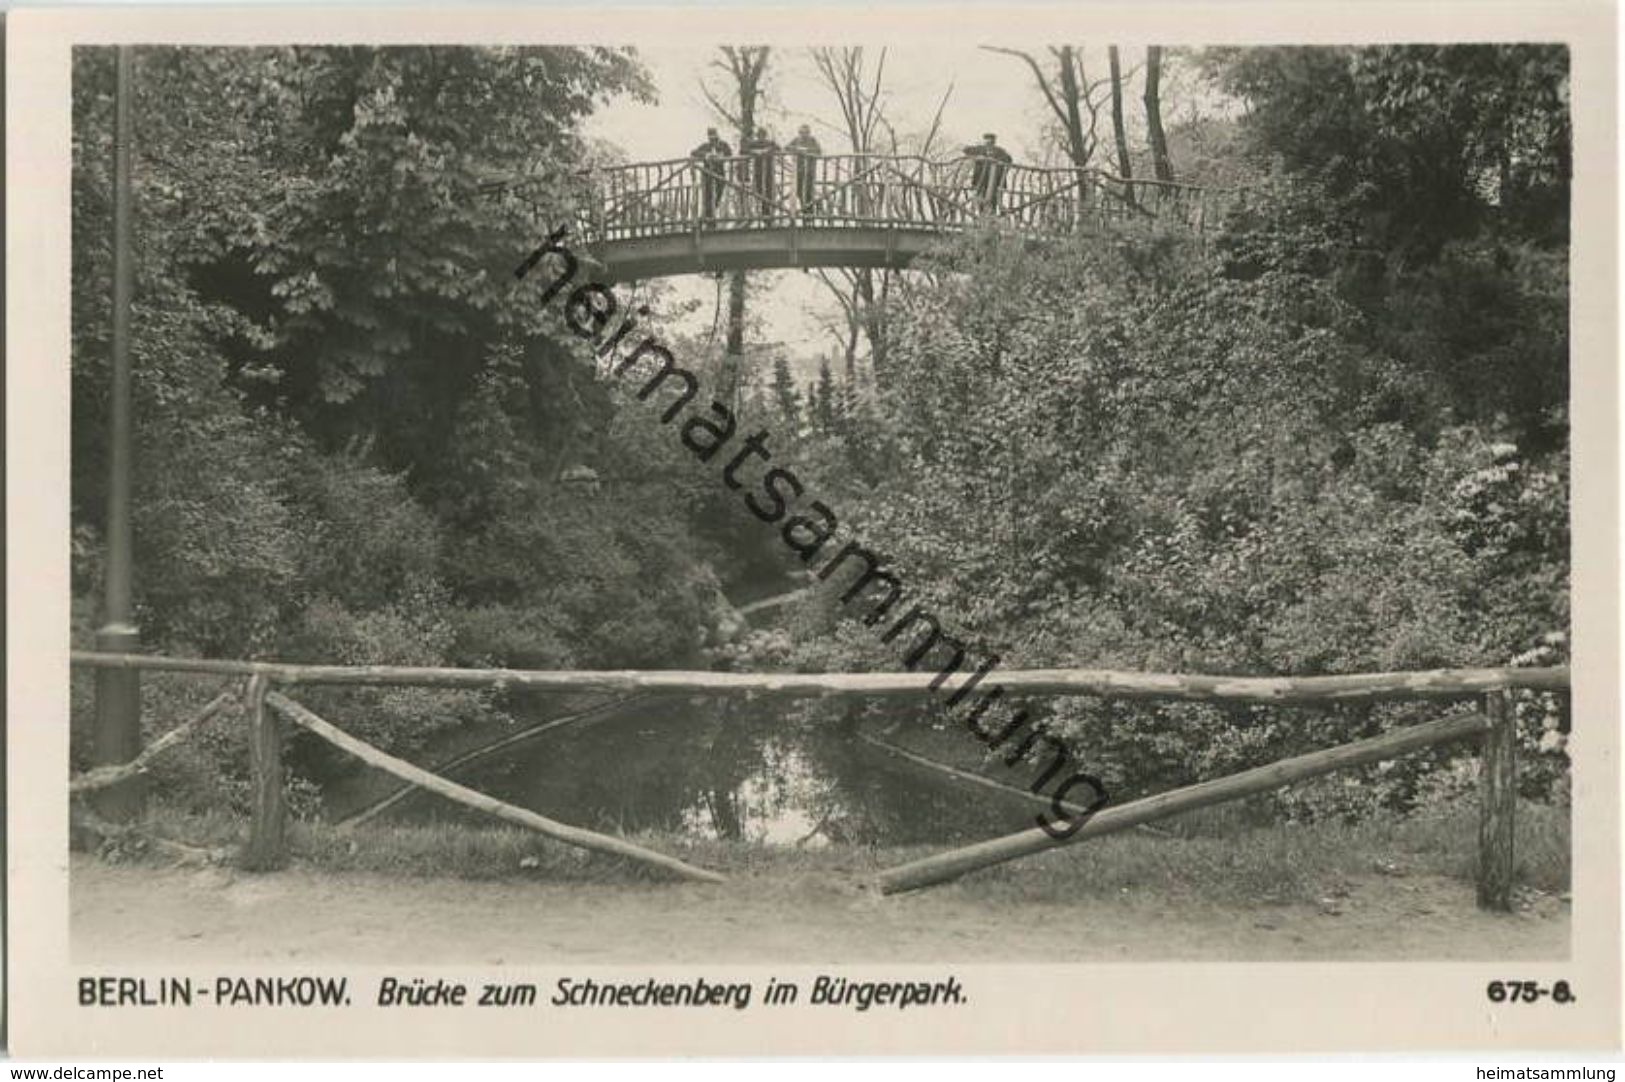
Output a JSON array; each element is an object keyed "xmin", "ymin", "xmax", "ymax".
[{"xmin": 71, "ymin": 855, "xmax": 1568, "ymax": 963}]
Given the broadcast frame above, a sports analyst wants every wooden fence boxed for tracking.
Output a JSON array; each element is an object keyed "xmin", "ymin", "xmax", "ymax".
[{"xmin": 68, "ymin": 651, "xmax": 1567, "ymax": 909}]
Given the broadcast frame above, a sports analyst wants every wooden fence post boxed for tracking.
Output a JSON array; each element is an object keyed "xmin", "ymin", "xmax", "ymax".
[
  {"xmin": 1477, "ymin": 689, "xmax": 1516, "ymax": 911},
  {"xmin": 238, "ymin": 673, "xmax": 286, "ymax": 871}
]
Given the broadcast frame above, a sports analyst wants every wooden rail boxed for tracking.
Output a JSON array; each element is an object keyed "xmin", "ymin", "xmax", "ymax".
[
  {"xmin": 67, "ymin": 652, "xmax": 1564, "ymax": 909},
  {"xmin": 267, "ymin": 693, "xmax": 724, "ymax": 883},
  {"xmin": 857, "ymin": 729, "xmax": 1106, "ymax": 820},
  {"xmin": 71, "ymin": 651, "xmax": 1567, "ymax": 702},
  {"xmin": 879, "ymin": 706, "xmax": 1500, "ymax": 894},
  {"xmin": 69, "ymin": 688, "xmax": 236, "ymax": 794},
  {"xmin": 335, "ymin": 693, "xmax": 656, "ymax": 829}
]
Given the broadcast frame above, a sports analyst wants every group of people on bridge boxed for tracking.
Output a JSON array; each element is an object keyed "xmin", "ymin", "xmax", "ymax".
[{"xmin": 685, "ymin": 125, "xmax": 1016, "ymax": 227}]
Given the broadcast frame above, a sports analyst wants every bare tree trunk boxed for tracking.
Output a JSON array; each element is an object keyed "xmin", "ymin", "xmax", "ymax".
[
  {"xmin": 810, "ymin": 48, "xmax": 894, "ymax": 389},
  {"xmin": 702, "ymin": 46, "xmax": 771, "ymax": 404},
  {"xmin": 983, "ymin": 46, "xmax": 1101, "ymax": 170},
  {"xmin": 1052, "ymin": 46, "xmax": 1094, "ymax": 230},
  {"xmin": 855, "ymin": 267, "xmax": 885, "ymax": 381},
  {"xmin": 1055, "ymin": 46, "xmax": 1090, "ymax": 169},
  {"xmin": 1145, "ymin": 46, "xmax": 1173, "ymax": 182},
  {"xmin": 1107, "ymin": 46, "xmax": 1133, "ymax": 184},
  {"xmin": 983, "ymin": 45, "xmax": 1109, "ymax": 232},
  {"xmin": 723, "ymin": 56, "xmax": 758, "ymax": 403},
  {"xmin": 722, "ymin": 270, "xmax": 747, "ymax": 405}
]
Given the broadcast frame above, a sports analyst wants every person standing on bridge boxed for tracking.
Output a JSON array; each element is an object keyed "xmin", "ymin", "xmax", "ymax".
[
  {"xmin": 741, "ymin": 126, "xmax": 780, "ymax": 223},
  {"xmin": 786, "ymin": 124, "xmax": 822, "ymax": 218},
  {"xmin": 690, "ymin": 127, "xmax": 733, "ymax": 226},
  {"xmin": 962, "ymin": 132, "xmax": 1013, "ymax": 213}
]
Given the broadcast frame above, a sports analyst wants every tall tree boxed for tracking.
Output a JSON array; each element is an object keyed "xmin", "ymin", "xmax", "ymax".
[
  {"xmin": 1202, "ymin": 44, "xmax": 1570, "ymax": 446},
  {"xmin": 811, "ymin": 357, "xmax": 840, "ymax": 433},
  {"xmin": 71, "ymin": 45, "xmax": 739, "ymax": 683},
  {"xmin": 700, "ymin": 46, "xmax": 771, "ymax": 404},
  {"xmin": 768, "ymin": 354, "xmax": 801, "ymax": 426},
  {"xmin": 983, "ymin": 46, "xmax": 1105, "ymax": 170},
  {"xmin": 1144, "ymin": 46, "xmax": 1174, "ymax": 181},
  {"xmin": 1107, "ymin": 46, "xmax": 1134, "ymax": 184},
  {"xmin": 809, "ymin": 47, "xmax": 896, "ymax": 383},
  {"xmin": 1204, "ymin": 44, "xmax": 1569, "ymax": 253}
]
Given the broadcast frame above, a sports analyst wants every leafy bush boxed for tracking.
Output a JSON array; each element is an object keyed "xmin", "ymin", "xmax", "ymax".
[{"xmin": 761, "ymin": 201, "xmax": 1568, "ymax": 820}]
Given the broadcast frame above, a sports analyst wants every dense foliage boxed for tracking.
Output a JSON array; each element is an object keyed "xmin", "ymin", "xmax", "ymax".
[
  {"xmin": 73, "ymin": 44, "xmax": 1570, "ymax": 824},
  {"xmin": 71, "ymin": 46, "xmax": 734, "ymax": 804},
  {"xmin": 733, "ymin": 44, "xmax": 1571, "ymax": 817}
]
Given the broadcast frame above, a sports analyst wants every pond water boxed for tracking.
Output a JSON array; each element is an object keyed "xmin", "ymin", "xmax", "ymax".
[{"xmin": 383, "ymin": 695, "xmax": 1043, "ymax": 847}]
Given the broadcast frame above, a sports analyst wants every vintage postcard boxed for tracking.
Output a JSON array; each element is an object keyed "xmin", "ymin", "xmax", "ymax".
[{"xmin": 6, "ymin": 0, "xmax": 1620, "ymax": 1059}]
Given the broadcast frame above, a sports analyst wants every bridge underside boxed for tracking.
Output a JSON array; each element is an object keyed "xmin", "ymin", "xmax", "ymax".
[{"xmin": 585, "ymin": 226, "xmax": 955, "ymax": 280}]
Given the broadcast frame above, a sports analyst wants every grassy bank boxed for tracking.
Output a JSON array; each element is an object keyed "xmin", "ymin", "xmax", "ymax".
[{"xmin": 101, "ymin": 797, "xmax": 1570, "ymax": 908}]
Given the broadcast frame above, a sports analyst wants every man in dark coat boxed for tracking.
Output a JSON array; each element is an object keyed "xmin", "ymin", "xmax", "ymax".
[
  {"xmin": 741, "ymin": 126, "xmax": 780, "ymax": 221},
  {"xmin": 963, "ymin": 132, "xmax": 1013, "ymax": 211},
  {"xmin": 690, "ymin": 127, "xmax": 733, "ymax": 225},
  {"xmin": 786, "ymin": 124, "xmax": 822, "ymax": 216}
]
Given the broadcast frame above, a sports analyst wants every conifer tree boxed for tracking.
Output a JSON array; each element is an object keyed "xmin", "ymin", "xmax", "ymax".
[{"xmin": 769, "ymin": 354, "xmax": 801, "ymax": 426}]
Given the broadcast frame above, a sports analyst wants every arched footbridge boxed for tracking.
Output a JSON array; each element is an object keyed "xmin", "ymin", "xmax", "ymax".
[{"xmin": 548, "ymin": 153, "xmax": 1249, "ymax": 279}]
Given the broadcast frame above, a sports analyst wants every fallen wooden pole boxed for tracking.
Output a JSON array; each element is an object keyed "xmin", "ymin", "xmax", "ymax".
[
  {"xmin": 856, "ymin": 729, "xmax": 1100, "ymax": 817},
  {"xmin": 71, "ymin": 651, "xmax": 1569, "ymax": 704},
  {"xmin": 337, "ymin": 693, "xmax": 656, "ymax": 830},
  {"xmin": 856, "ymin": 728, "xmax": 1176, "ymax": 837},
  {"xmin": 878, "ymin": 709, "xmax": 1492, "ymax": 895},
  {"xmin": 266, "ymin": 693, "xmax": 726, "ymax": 884},
  {"xmin": 70, "ymin": 688, "xmax": 237, "ymax": 793},
  {"xmin": 738, "ymin": 587, "xmax": 813, "ymax": 616}
]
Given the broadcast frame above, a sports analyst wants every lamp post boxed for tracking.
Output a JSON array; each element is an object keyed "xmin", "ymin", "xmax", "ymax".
[{"xmin": 92, "ymin": 45, "xmax": 142, "ymax": 821}]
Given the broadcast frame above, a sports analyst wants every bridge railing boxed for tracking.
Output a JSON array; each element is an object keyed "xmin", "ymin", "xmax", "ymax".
[
  {"xmin": 70, "ymin": 650, "xmax": 1565, "ymax": 906},
  {"xmin": 572, "ymin": 152, "xmax": 1249, "ymax": 244}
]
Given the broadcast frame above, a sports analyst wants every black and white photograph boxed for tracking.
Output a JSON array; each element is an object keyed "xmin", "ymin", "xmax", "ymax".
[{"xmin": 7, "ymin": 0, "xmax": 1620, "ymax": 1061}]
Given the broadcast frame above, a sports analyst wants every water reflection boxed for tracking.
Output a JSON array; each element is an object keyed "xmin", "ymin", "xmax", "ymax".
[{"xmin": 389, "ymin": 696, "xmax": 1039, "ymax": 846}]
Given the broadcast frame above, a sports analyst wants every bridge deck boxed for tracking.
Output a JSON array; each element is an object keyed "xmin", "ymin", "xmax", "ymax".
[
  {"xmin": 583, "ymin": 224, "xmax": 953, "ymax": 279},
  {"xmin": 524, "ymin": 152, "xmax": 1246, "ymax": 279}
]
